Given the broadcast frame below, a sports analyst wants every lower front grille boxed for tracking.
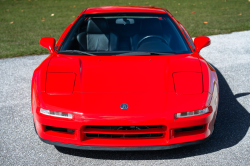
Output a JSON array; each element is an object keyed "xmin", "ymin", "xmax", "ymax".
[
  {"xmin": 86, "ymin": 125, "xmax": 163, "ymax": 130},
  {"xmin": 84, "ymin": 125, "xmax": 165, "ymax": 139},
  {"xmin": 173, "ymin": 125, "xmax": 205, "ymax": 138},
  {"xmin": 86, "ymin": 133, "xmax": 163, "ymax": 138},
  {"xmin": 175, "ymin": 125, "xmax": 204, "ymax": 133},
  {"xmin": 46, "ymin": 126, "xmax": 75, "ymax": 133}
]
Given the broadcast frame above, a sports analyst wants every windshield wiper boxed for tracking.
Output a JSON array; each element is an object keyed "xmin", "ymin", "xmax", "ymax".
[
  {"xmin": 58, "ymin": 50, "xmax": 96, "ymax": 56},
  {"xmin": 58, "ymin": 50, "xmax": 176, "ymax": 56},
  {"xmin": 116, "ymin": 52, "xmax": 176, "ymax": 56}
]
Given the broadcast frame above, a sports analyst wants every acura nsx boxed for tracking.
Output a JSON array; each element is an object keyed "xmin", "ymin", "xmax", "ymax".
[{"xmin": 32, "ymin": 6, "xmax": 219, "ymax": 151}]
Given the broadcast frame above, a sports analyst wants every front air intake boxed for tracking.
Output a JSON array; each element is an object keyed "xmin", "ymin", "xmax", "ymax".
[{"xmin": 84, "ymin": 125, "xmax": 165, "ymax": 139}]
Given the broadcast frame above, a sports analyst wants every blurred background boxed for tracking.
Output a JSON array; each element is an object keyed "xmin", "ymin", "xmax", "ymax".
[{"xmin": 0, "ymin": 0, "xmax": 250, "ymax": 58}]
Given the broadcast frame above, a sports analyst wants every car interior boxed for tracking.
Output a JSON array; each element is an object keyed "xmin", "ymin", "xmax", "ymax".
[{"xmin": 60, "ymin": 15, "xmax": 190, "ymax": 54}]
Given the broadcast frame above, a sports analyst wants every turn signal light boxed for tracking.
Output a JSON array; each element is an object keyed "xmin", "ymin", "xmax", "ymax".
[
  {"xmin": 175, "ymin": 108, "xmax": 209, "ymax": 118},
  {"xmin": 40, "ymin": 108, "xmax": 73, "ymax": 119}
]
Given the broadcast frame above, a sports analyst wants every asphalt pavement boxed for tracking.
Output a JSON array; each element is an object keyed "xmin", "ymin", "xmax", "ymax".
[{"xmin": 0, "ymin": 31, "xmax": 250, "ymax": 165}]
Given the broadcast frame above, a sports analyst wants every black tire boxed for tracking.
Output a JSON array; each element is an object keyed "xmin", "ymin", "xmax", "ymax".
[{"xmin": 34, "ymin": 121, "xmax": 38, "ymax": 135}]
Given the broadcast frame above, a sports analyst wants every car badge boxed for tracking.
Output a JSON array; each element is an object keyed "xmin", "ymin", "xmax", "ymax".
[{"xmin": 120, "ymin": 104, "xmax": 128, "ymax": 109}]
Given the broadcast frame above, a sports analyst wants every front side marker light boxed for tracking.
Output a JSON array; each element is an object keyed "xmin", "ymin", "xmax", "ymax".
[
  {"xmin": 40, "ymin": 108, "xmax": 73, "ymax": 119},
  {"xmin": 176, "ymin": 108, "xmax": 209, "ymax": 118}
]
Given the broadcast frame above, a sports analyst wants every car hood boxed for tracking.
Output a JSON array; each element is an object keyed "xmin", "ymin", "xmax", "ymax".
[
  {"xmin": 41, "ymin": 53, "xmax": 207, "ymax": 118},
  {"xmin": 47, "ymin": 53, "xmax": 202, "ymax": 93}
]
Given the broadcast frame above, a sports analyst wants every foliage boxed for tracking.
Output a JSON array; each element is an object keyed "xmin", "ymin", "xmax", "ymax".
[{"xmin": 0, "ymin": 0, "xmax": 250, "ymax": 58}]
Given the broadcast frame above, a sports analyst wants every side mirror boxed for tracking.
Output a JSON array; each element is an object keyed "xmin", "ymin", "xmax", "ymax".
[
  {"xmin": 194, "ymin": 36, "xmax": 211, "ymax": 52},
  {"xmin": 40, "ymin": 37, "xmax": 56, "ymax": 53}
]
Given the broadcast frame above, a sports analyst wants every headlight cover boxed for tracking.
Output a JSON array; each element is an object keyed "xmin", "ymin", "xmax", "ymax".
[
  {"xmin": 40, "ymin": 108, "xmax": 73, "ymax": 119},
  {"xmin": 46, "ymin": 72, "xmax": 76, "ymax": 95},
  {"xmin": 173, "ymin": 72, "xmax": 203, "ymax": 94},
  {"xmin": 175, "ymin": 108, "xmax": 209, "ymax": 118}
]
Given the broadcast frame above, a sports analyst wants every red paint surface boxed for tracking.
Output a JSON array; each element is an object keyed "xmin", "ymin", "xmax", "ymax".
[
  {"xmin": 46, "ymin": 73, "xmax": 76, "ymax": 95},
  {"xmin": 173, "ymin": 72, "xmax": 203, "ymax": 94},
  {"xmin": 84, "ymin": 6, "xmax": 167, "ymax": 14}
]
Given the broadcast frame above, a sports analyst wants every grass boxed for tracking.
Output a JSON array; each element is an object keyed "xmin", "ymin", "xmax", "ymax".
[{"xmin": 0, "ymin": 0, "xmax": 250, "ymax": 58}]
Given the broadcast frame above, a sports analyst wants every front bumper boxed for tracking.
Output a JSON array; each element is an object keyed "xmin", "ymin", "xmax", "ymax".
[
  {"xmin": 33, "ymin": 108, "xmax": 216, "ymax": 150},
  {"xmin": 32, "ymin": 91, "xmax": 217, "ymax": 150}
]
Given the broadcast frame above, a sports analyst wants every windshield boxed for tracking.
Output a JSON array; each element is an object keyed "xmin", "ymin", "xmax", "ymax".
[{"xmin": 59, "ymin": 13, "xmax": 191, "ymax": 55}]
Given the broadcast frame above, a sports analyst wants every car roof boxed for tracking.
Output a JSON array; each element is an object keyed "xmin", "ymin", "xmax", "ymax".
[{"xmin": 84, "ymin": 6, "xmax": 167, "ymax": 14}]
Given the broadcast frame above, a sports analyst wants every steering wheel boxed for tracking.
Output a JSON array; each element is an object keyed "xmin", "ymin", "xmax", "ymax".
[{"xmin": 136, "ymin": 35, "xmax": 169, "ymax": 50}]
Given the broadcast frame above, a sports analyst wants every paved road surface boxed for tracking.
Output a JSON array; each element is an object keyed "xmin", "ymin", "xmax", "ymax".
[{"xmin": 0, "ymin": 31, "xmax": 250, "ymax": 165}]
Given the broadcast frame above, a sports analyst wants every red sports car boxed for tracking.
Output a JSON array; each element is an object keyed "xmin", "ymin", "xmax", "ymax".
[{"xmin": 32, "ymin": 6, "xmax": 219, "ymax": 151}]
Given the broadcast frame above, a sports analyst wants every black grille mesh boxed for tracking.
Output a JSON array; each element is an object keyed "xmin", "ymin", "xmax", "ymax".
[
  {"xmin": 85, "ymin": 125, "xmax": 164, "ymax": 138},
  {"xmin": 86, "ymin": 133, "xmax": 163, "ymax": 138},
  {"xmin": 86, "ymin": 125, "xmax": 163, "ymax": 130}
]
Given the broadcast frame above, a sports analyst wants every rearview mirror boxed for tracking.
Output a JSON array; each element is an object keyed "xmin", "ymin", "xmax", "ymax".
[
  {"xmin": 116, "ymin": 18, "xmax": 134, "ymax": 25},
  {"xmin": 40, "ymin": 37, "xmax": 56, "ymax": 53},
  {"xmin": 194, "ymin": 36, "xmax": 210, "ymax": 52}
]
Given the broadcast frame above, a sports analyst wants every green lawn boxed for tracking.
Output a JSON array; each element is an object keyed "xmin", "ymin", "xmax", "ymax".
[{"xmin": 0, "ymin": 0, "xmax": 250, "ymax": 58}]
